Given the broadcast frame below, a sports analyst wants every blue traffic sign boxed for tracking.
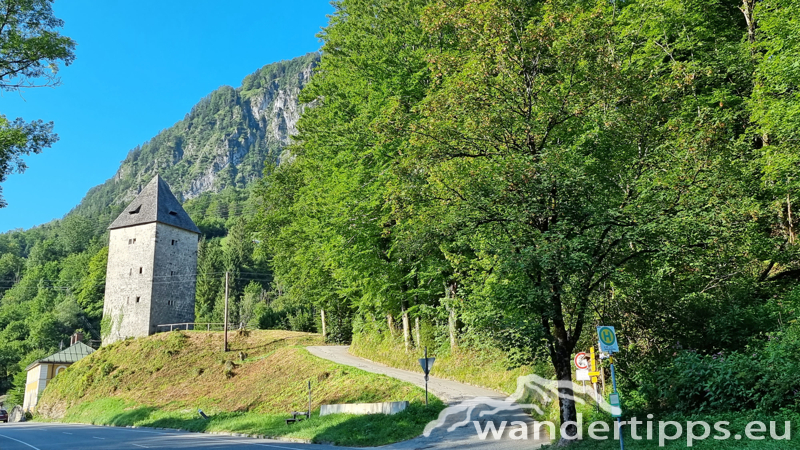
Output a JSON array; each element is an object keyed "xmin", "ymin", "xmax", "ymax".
[{"xmin": 597, "ymin": 326, "xmax": 619, "ymax": 353}]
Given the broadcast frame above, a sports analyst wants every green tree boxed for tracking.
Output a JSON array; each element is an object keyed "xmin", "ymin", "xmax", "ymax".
[
  {"xmin": 0, "ymin": 252, "xmax": 24, "ymax": 283},
  {"xmin": 28, "ymin": 312, "xmax": 61, "ymax": 351},
  {"xmin": 749, "ymin": 0, "xmax": 800, "ymax": 269},
  {"xmin": 256, "ymin": 0, "xmax": 444, "ymax": 345},
  {"xmin": 0, "ymin": 117, "xmax": 58, "ymax": 207},
  {"xmin": 195, "ymin": 239, "xmax": 223, "ymax": 322},
  {"xmin": 0, "ymin": 0, "xmax": 76, "ymax": 207},
  {"xmin": 5, "ymin": 348, "xmax": 47, "ymax": 407},
  {"xmin": 76, "ymin": 247, "xmax": 108, "ymax": 320},
  {"xmin": 400, "ymin": 0, "xmax": 755, "ymax": 435}
]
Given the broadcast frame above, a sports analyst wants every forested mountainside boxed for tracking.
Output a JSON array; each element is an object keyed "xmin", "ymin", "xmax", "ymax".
[
  {"xmin": 72, "ymin": 52, "xmax": 318, "ymax": 232},
  {"xmin": 0, "ymin": 54, "xmax": 319, "ymax": 402}
]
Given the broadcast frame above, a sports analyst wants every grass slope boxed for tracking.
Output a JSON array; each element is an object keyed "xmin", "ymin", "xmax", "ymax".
[{"xmin": 37, "ymin": 330, "xmax": 444, "ymax": 446}]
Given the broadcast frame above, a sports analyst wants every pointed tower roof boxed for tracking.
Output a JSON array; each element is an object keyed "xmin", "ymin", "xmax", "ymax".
[{"xmin": 108, "ymin": 175, "xmax": 200, "ymax": 234}]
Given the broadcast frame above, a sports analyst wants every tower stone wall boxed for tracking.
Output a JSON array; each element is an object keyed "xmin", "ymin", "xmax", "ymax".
[
  {"xmin": 150, "ymin": 223, "xmax": 198, "ymax": 333},
  {"xmin": 103, "ymin": 223, "xmax": 158, "ymax": 342},
  {"xmin": 102, "ymin": 175, "xmax": 200, "ymax": 345}
]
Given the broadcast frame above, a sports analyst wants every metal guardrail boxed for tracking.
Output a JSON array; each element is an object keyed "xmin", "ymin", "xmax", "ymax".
[
  {"xmin": 154, "ymin": 322, "xmax": 252, "ymax": 332},
  {"xmin": 155, "ymin": 322, "xmax": 224, "ymax": 332}
]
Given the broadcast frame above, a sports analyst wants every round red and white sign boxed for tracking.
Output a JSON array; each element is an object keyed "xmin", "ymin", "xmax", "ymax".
[{"xmin": 574, "ymin": 352, "xmax": 589, "ymax": 370}]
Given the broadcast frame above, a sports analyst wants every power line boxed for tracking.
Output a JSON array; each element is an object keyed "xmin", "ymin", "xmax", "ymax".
[{"xmin": 0, "ymin": 271, "xmax": 273, "ymax": 291}]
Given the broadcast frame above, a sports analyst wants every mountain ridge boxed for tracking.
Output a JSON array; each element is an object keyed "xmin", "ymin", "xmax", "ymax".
[{"xmin": 67, "ymin": 52, "xmax": 318, "ymax": 230}]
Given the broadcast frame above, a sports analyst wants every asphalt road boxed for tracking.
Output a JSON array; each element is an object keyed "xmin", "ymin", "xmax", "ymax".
[{"xmin": 0, "ymin": 422, "xmax": 345, "ymax": 450}]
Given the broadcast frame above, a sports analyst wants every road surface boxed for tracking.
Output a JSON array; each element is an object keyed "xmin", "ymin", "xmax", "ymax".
[{"xmin": 0, "ymin": 422, "xmax": 344, "ymax": 450}]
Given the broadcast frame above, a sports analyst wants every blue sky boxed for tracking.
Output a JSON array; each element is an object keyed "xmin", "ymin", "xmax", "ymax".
[{"xmin": 0, "ymin": 0, "xmax": 334, "ymax": 232}]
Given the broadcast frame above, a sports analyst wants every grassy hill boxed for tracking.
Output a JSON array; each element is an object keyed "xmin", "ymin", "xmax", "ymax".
[{"xmin": 36, "ymin": 330, "xmax": 444, "ymax": 446}]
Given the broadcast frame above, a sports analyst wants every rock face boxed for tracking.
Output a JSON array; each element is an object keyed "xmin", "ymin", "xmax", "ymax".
[
  {"xmin": 72, "ymin": 53, "xmax": 318, "ymax": 222},
  {"xmin": 9, "ymin": 405, "xmax": 26, "ymax": 422}
]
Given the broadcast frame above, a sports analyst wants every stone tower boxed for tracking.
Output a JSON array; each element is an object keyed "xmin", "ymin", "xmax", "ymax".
[{"xmin": 102, "ymin": 175, "xmax": 200, "ymax": 345}]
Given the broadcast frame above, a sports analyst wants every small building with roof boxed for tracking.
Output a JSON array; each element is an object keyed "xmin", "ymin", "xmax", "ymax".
[
  {"xmin": 23, "ymin": 333, "xmax": 94, "ymax": 413},
  {"xmin": 102, "ymin": 175, "xmax": 200, "ymax": 345}
]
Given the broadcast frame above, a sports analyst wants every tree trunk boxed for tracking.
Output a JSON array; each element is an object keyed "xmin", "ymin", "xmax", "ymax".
[
  {"xmin": 788, "ymin": 192, "xmax": 795, "ymax": 244},
  {"xmin": 553, "ymin": 346, "xmax": 578, "ymax": 443},
  {"xmin": 448, "ymin": 308, "xmax": 457, "ymax": 350},
  {"xmin": 545, "ymin": 306, "xmax": 579, "ymax": 444},
  {"xmin": 740, "ymin": 0, "xmax": 756, "ymax": 44},
  {"xmin": 445, "ymin": 281, "xmax": 458, "ymax": 350},
  {"xmin": 387, "ymin": 314, "xmax": 396, "ymax": 336},
  {"xmin": 321, "ymin": 309, "xmax": 327, "ymax": 340},
  {"xmin": 415, "ymin": 317, "xmax": 421, "ymax": 349},
  {"xmin": 401, "ymin": 302, "xmax": 411, "ymax": 352}
]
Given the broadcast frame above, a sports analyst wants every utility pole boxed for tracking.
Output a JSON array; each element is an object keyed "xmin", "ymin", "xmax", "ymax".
[{"xmin": 224, "ymin": 271, "xmax": 229, "ymax": 352}]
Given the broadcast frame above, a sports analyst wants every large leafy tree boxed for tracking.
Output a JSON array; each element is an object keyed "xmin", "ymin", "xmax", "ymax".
[
  {"xmin": 255, "ymin": 0, "xmax": 793, "ymax": 437},
  {"xmin": 410, "ymin": 0, "xmax": 753, "ymax": 436},
  {"xmin": 256, "ymin": 0, "xmax": 444, "ymax": 344},
  {"xmin": 0, "ymin": 0, "xmax": 75, "ymax": 207},
  {"xmin": 749, "ymin": 0, "xmax": 800, "ymax": 272}
]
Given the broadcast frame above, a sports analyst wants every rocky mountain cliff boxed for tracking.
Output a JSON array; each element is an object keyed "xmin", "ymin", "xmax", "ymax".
[{"xmin": 71, "ymin": 53, "xmax": 318, "ymax": 224}]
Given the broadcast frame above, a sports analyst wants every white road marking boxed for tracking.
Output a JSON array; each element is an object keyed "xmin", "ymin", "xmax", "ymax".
[
  {"xmin": 0, "ymin": 433, "xmax": 42, "ymax": 450},
  {"xmin": 112, "ymin": 428, "xmax": 171, "ymax": 435},
  {"xmin": 116, "ymin": 430, "xmax": 309, "ymax": 448},
  {"xmin": 231, "ymin": 440, "xmax": 308, "ymax": 449},
  {"xmin": 6, "ymin": 423, "xmax": 347, "ymax": 449}
]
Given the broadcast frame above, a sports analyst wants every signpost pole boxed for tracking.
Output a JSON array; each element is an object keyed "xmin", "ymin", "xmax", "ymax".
[
  {"xmin": 424, "ymin": 347, "xmax": 429, "ymax": 406},
  {"xmin": 224, "ymin": 271, "xmax": 229, "ymax": 352},
  {"xmin": 598, "ymin": 326, "xmax": 624, "ymax": 450},
  {"xmin": 610, "ymin": 356, "xmax": 624, "ymax": 450},
  {"xmin": 599, "ymin": 343, "xmax": 607, "ymax": 396},
  {"xmin": 418, "ymin": 348, "xmax": 435, "ymax": 407}
]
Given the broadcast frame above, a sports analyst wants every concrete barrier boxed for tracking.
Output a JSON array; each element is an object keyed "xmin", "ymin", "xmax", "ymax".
[{"xmin": 320, "ymin": 400, "xmax": 408, "ymax": 416}]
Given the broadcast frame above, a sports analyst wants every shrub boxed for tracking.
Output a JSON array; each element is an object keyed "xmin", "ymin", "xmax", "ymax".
[
  {"xmin": 641, "ymin": 323, "xmax": 800, "ymax": 413},
  {"xmin": 288, "ymin": 309, "xmax": 315, "ymax": 333},
  {"xmin": 100, "ymin": 362, "xmax": 116, "ymax": 376},
  {"xmin": 223, "ymin": 360, "xmax": 236, "ymax": 378},
  {"xmin": 164, "ymin": 331, "xmax": 188, "ymax": 356}
]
